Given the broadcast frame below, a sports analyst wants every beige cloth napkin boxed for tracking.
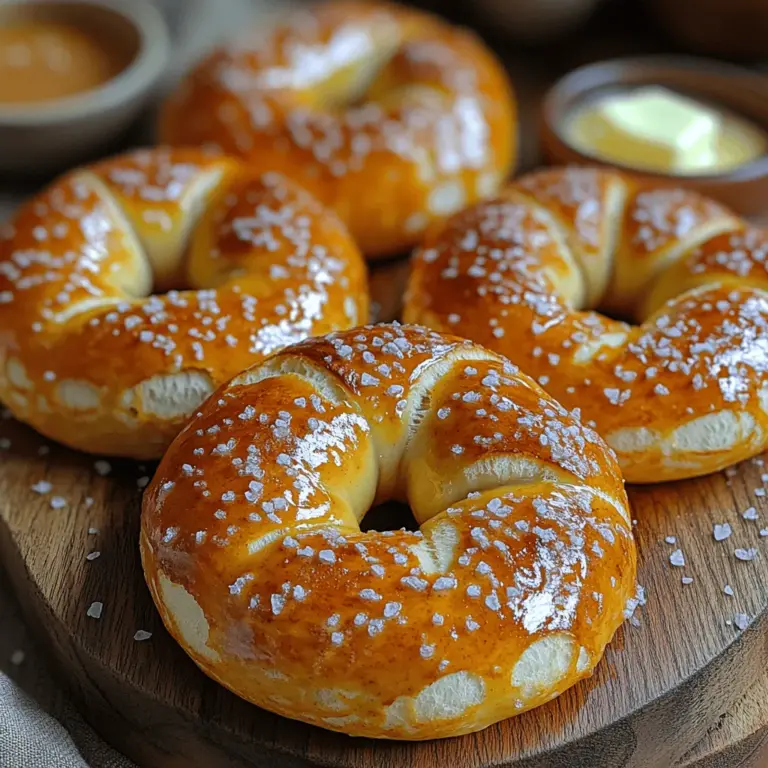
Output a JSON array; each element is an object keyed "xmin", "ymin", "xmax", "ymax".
[
  {"xmin": 0, "ymin": 586, "xmax": 135, "ymax": 767},
  {"xmin": 0, "ymin": 1, "xmax": 288, "ymax": 766}
]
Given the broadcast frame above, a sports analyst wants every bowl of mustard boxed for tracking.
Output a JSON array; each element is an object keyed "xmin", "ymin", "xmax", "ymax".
[{"xmin": 0, "ymin": 0, "xmax": 169, "ymax": 176}]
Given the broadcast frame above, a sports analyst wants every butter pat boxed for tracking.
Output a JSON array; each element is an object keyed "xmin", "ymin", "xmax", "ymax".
[{"xmin": 572, "ymin": 86, "xmax": 722, "ymax": 173}]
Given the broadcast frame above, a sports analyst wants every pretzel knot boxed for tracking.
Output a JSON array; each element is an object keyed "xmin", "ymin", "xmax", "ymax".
[
  {"xmin": 141, "ymin": 323, "xmax": 636, "ymax": 740},
  {"xmin": 159, "ymin": 1, "xmax": 517, "ymax": 259},
  {"xmin": 0, "ymin": 147, "xmax": 367, "ymax": 458},
  {"xmin": 405, "ymin": 167, "xmax": 768, "ymax": 482}
]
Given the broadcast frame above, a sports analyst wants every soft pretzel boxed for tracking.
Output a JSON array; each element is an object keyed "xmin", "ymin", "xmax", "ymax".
[
  {"xmin": 159, "ymin": 1, "xmax": 517, "ymax": 259},
  {"xmin": 0, "ymin": 147, "xmax": 368, "ymax": 458},
  {"xmin": 140, "ymin": 323, "xmax": 636, "ymax": 740},
  {"xmin": 404, "ymin": 166, "xmax": 768, "ymax": 483}
]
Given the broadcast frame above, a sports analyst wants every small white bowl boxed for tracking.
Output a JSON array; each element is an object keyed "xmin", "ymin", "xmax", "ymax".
[{"xmin": 0, "ymin": 0, "xmax": 170, "ymax": 177}]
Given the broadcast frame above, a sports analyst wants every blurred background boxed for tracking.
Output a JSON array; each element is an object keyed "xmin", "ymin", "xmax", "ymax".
[{"xmin": 3, "ymin": 0, "xmax": 768, "ymax": 186}]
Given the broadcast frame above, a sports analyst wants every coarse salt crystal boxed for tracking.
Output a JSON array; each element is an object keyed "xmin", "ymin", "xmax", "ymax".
[
  {"xmin": 86, "ymin": 602, "xmax": 103, "ymax": 619},
  {"xmin": 713, "ymin": 523, "xmax": 732, "ymax": 541},
  {"xmin": 134, "ymin": 630, "xmax": 152, "ymax": 641},
  {"xmin": 669, "ymin": 549, "xmax": 685, "ymax": 567},
  {"xmin": 733, "ymin": 613, "xmax": 749, "ymax": 631}
]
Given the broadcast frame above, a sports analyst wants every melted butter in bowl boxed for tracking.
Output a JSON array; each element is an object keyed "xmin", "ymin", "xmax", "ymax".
[
  {"xmin": 564, "ymin": 85, "xmax": 768, "ymax": 177},
  {"xmin": 0, "ymin": 19, "xmax": 133, "ymax": 105}
]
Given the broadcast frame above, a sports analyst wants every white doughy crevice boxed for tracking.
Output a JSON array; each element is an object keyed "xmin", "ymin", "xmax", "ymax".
[
  {"xmin": 56, "ymin": 380, "xmax": 102, "ymax": 411},
  {"xmin": 610, "ymin": 411, "xmax": 758, "ymax": 458},
  {"xmin": 505, "ymin": 191, "xmax": 587, "ymax": 308},
  {"xmin": 594, "ymin": 179, "xmax": 629, "ymax": 305},
  {"xmin": 163, "ymin": 168, "xmax": 227, "ymax": 275},
  {"xmin": 263, "ymin": 668, "xmax": 288, "ymax": 681},
  {"xmin": 408, "ymin": 520, "xmax": 459, "ymax": 575},
  {"xmin": 759, "ymin": 385, "xmax": 768, "ymax": 415},
  {"xmin": 670, "ymin": 410, "xmax": 755, "ymax": 453},
  {"xmin": 572, "ymin": 330, "xmax": 628, "ymax": 364},
  {"xmin": 403, "ymin": 348, "xmax": 500, "ymax": 448},
  {"xmin": 54, "ymin": 297, "xmax": 125, "ymax": 325},
  {"xmin": 624, "ymin": 218, "xmax": 739, "ymax": 315},
  {"xmin": 77, "ymin": 172, "xmax": 153, "ymax": 297},
  {"xmin": 583, "ymin": 485, "xmax": 632, "ymax": 526},
  {"xmin": 157, "ymin": 572, "xmax": 219, "ymax": 662},
  {"xmin": 511, "ymin": 633, "xmax": 575, "ymax": 699},
  {"xmin": 230, "ymin": 356, "xmax": 350, "ymax": 408},
  {"xmin": 247, "ymin": 529, "xmax": 287, "ymax": 556},
  {"xmin": 409, "ymin": 454, "xmax": 568, "ymax": 524},
  {"xmin": 323, "ymin": 714, "xmax": 361, "ymax": 728},
  {"xmin": 122, "ymin": 370, "xmax": 215, "ymax": 421},
  {"xmin": 6, "ymin": 358, "xmax": 33, "ymax": 390},
  {"xmin": 315, "ymin": 688, "xmax": 360, "ymax": 712},
  {"xmin": 383, "ymin": 671, "xmax": 485, "ymax": 730},
  {"xmin": 576, "ymin": 646, "xmax": 590, "ymax": 674},
  {"xmin": 606, "ymin": 426, "xmax": 657, "ymax": 455}
]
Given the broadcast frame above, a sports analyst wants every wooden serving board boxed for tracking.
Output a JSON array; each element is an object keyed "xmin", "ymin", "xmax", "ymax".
[{"xmin": 1, "ymin": 272, "xmax": 767, "ymax": 768}]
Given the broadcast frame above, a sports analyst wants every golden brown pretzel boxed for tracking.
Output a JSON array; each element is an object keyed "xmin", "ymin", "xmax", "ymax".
[
  {"xmin": 140, "ymin": 323, "xmax": 636, "ymax": 739},
  {"xmin": 159, "ymin": 1, "xmax": 517, "ymax": 259},
  {"xmin": 404, "ymin": 166, "xmax": 768, "ymax": 483},
  {"xmin": 0, "ymin": 147, "xmax": 368, "ymax": 458}
]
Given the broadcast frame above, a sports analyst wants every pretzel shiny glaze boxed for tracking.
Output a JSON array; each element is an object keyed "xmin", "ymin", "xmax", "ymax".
[
  {"xmin": 404, "ymin": 167, "xmax": 768, "ymax": 483},
  {"xmin": 0, "ymin": 148, "xmax": 368, "ymax": 458},
  {"xmin": 159, "ymin": 1, "xmax": 517, "ymax": 259},
  {"xmin": 140, "ymin": 323, "xmax": 636, "ymax": 739}
]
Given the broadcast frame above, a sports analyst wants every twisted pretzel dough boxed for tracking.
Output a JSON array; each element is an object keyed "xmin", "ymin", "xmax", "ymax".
[
  {"xmin": 404, "ymin": 167, "xmax": 768, "ymax": 482},
  {"xmin": 159, "ymin": 1, "xmax": 517, "ymax": 259},
  {"xmin": 141, "ymin": 323, "xmax": 635, "ymax": 739},
  {"xmin": 0, "ymin": 147, "xmax": 367, "ymax": 458}
]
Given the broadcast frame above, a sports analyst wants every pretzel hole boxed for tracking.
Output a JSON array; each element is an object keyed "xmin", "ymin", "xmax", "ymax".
[{"xmin": 360, "ymin": 501, "xmax": 418, "ymax": 533}]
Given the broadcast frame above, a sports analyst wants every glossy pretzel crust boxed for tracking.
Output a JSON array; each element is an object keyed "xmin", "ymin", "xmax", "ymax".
[
  {"xmin": 159, "ymin": 1, "xmax": 517, "ymax": 259},
  {"xmin": 0, "ymin": 147, "xmax": 368, "ymax": 457},
  {"xmin": 141, "ymin": 323, "xmax": 636, "ymax": 739},
  {"xmin": 405, "ymin": 167, "xmax": 768, "ymax": 482}
]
